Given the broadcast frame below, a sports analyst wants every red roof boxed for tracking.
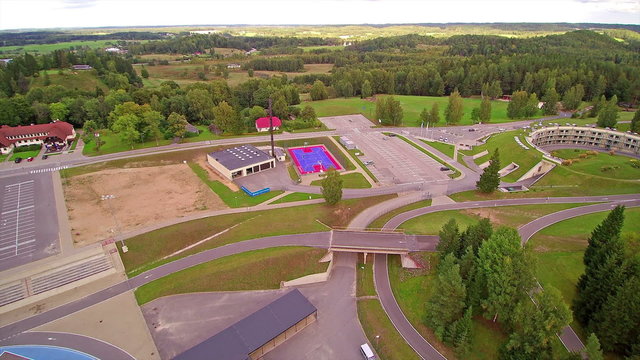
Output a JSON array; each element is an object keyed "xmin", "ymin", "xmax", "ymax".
[
  {"xmin": 0, "ymin": 121, "xmax": 75, "ymax": 147},
  {"xmin": 255, "ymin": 117, "xmax": 282, "ymax": 129}
]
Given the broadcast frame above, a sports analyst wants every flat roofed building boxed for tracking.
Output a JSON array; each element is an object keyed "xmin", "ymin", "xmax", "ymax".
[
  {"xmin": 206, "ymin": 144, "xmax": 275, "ymax": 180},
  {"xmin": 530, "ymin": 126, "xmax": 640, "ymax": 156},
  {"xmin": 174, "ymin": 289, "xmax": 317, "ymax": 360}
]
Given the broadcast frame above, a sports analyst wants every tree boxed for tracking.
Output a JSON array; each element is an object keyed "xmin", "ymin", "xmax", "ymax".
[
  {"xmin": 142, "ymin": 110, "xmax": 164, "ymax": 145},
  {"xmin": 437, "ymin": 218, "xmax": 461, "ymax": 259},
  {"xmin": 272, "ymin": 94, "xmax": 289, "ymax": 120},
  {"xmin": 574, "ymin": 206, "xmax": 625, "ymax": 328},
  {"xmin": 361, "ymin": 79, "xmax": 372, "ymax": 98},
  {"xmin": 541, "ymin": 87, "xmax": 560, "ymax": 115},
  {"xmin": 186, "ymin": 89, "xmax": 214, "ymax": 124},
  {"xmin": 166, "ymin": 112, "xmax": 188, "ymax": 139},
  {"xmin": 597, "ymin": 95, "xmax": 619, "ymax": 128},
  {"xmin": 140, "ymin": 67, "xmax": 149, "ymax": 79},
  {"xmin": 503, "ymin": 287, "xmax": 572, "ymax": 360},
  {"xmin": 471, "ymin": 107, "xmax": 481, "ymax": 123},
  {"xmin": 479, "ymin": 97, "xmax": 491, "ymax": 122},
  {"xmin": 111, "ymin": 114, "xmax": 141, "ymax": 149},
  {"xmin": 321, "ymin": 168, "xmax": 343, "ymax": 205},
  {"xmin": 524, "ymin": 93, "xmax": 539, "ymax": 117},
  {"xmin": 487, "ymin": 80, "xmax": 502, "ymax": 100},
  {"xmin": 445, "ymin": 90, "xmax": 464, "ymax": 124},
  {"xmin": 375, "ymin": 96, "xmax": 403, "ymax": 126},
  {"xmin": 49, "ymin": 102, "xmax": 69, "ymax": 121},
  {"xmin": 507, "ymin": 91, "xmax": 529, "ymax": 119},
  {"xmin": 310, "ymin": 80, "xmax": 328, "ymax": 101},
  {"xmin": 562, "ymin": 84, "xmax": 585, "ymax": 111},
  {"xmin": 631, "ymin": 109, "xmax": 640, "ymax": 133},
  {"xmin": 81, "ymin": 120, "xmax": 98, "ymax": 144},
  {"xmin": 476, "ymin": 227, "xmax": 535, "ymax": 325},
  {"xmin": 460, "ymin": 218, "xmax": 493, "ymax": 256},
  {"xmin": 476, "ymin": 149, "xmax": 501, "ymax": 193},
  {"xmin": 429, "ymin": 103, "xmax": 440, "ymax": 125},
  {"xmin": 419, "ymin": 107, "xmax": 430, "ymax": 126},
  {"xmin": 213, "ymin": 101, "xmax": 242, "ymax": 134},
  {"xmin": 299, "ymin": 105, "xmax": 319, "ymax": 126},
  {"xmin": 425, "ymin": 254, "xmax": 467, "ymax": 340},
  {"xmin": 584, "ymin": 334, "xmax": 604, "ymax": 360},
  {"xmin": 589, "ymin": 95, "xmax": 607, "ymax": 118},
  {"xmin": 448, "ymin": 306, "xmax": 473, "ymax": 355}
]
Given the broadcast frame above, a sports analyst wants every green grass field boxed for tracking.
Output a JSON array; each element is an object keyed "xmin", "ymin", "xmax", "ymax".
[
  {"xmin": 0, "ymin": 40, "xmax": 115, "ymax": 55},
  {"xmin": 10, "ymin": 150, "xmax": 40, "ymax": 161},
  {"xmin": 367, "ymin": 199, "xmax": 432, "ymax": 229},
  {"xmin": 300, "ymin": 95, "xmax": 531, "ymax": 127},
  {"xmin": 134, "ymin": 246, "xmax": 328, "ymax": 304},
  {"xmin": 421, "ymin": 140, "xmax": 455, "ymax": 159},
  {"xmin": 550, "ymin": 149, "xmax": 640, "ymax": 180},
  {"xmin": 270, "ymin": 192, "xmax": 323, "ymax": 204},
  {"xmin": 528, "ymin": 208, "xmax": 640, "ymax": 343},
  {"xmin": 188, "ymin": 162, "xmax": 283, "ymax": 207},
  {"xmin": 357, "ymin": 299, "xmax": 422, "ymax": 360},
  {"xmin": 461, "ymin": 129, "xmax": 544, "ymax": 183},
  {"xmin": 399, "ymin": 203, "xmax": 587, "ymax": 235},
  {"xmin": 83, "ymin": 129, "xmax": 174, "ymax": 156},
  {"xmin": 387, "ymin": 253, "xmax": 504, "ymax": 360},
  {"xmin": 310, "ymin": 172, "xmax": 372, "ymax": 189},
  {"xmin": 30, "ymin": 69, "xmax": 109, "ymax": 93},
  {"xmin": 356, "ymin": 254, "xmax": 376, "ymax": 297},
  {"xmin": 119, "ymin": 195, "xmax": 394, "ymax": 276}
]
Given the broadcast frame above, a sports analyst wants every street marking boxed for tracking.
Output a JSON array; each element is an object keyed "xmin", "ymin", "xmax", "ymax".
[{"xmin": 29, "ymin": 166, "xmax": 69, "ymax": 174}]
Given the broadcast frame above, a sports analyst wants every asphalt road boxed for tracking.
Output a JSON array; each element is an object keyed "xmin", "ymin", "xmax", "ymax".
[{"xmin": 370, "ymin": 195, "xmax": 640, "ymax": 359}]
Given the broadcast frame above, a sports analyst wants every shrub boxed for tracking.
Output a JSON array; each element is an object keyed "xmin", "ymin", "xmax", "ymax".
[
  {"xmin": 562, "ymin": 160, "xmax": 573, "ymax": 166},
  {"xmin": 14, "ymin": 144, "xmax": 42, "ymax": 153},
  {"xmin": 579, "ymin": 153, "xmax": 588, "ymax": 158},
  {"xmin": 629, "ymin": 160, "xmax": 640, "ymax": 169},
  {"xmin": 587, "ymin": 150, "xmax": 598, "ymax": 156},
  {"xmin": 609, "ymin": 150, "xmax": 616, "ymax": 155}
]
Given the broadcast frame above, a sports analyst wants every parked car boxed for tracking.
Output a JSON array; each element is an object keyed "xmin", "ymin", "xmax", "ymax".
[
  {"xmin": 42, "ymin": 154, "xmax": 48, "ymax": 160},
  {"xmin": 363, "ymin": 160, "xmax": 375, "ymax": 166},
  {"xmin": 14, "ymin": 157, "xmax": 22, "ymax": 163},
  {"xmin": 468, "ymin": 128, "xmax": 476, "ymax": 132},
  {"xmin": 440, "ymin": 166, "xmax": 451, "ymax": 171},
  {"xmin": 27, "ymin": 157, "xmax": 34, "ymax": 162}
]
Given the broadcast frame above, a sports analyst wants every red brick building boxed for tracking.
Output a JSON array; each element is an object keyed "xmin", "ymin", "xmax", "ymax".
[{"xmin": 0, "ymin": 121, "xmax": 76, "ymax": 155}]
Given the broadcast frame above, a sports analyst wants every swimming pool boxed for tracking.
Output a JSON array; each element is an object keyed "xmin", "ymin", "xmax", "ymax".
[{"xmin": 0, "ymin": 345, "xmax": 98, "ymax": 360}]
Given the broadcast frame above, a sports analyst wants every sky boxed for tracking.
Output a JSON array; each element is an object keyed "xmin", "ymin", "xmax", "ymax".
[{"xmin": 0, "ymin": 0, "xmax": 638, "ymax": 30}]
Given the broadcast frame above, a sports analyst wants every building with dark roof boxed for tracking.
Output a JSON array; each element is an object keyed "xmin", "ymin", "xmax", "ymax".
[
  {"xmin": 0, "ymin": 121, "xmax": 76, "ymax": 155},
  {"xmin": 206, "ymin": 144, "xmax": 275, "ymax": 180},
  {"xmin": 255, "ymin": 116, "xmax": 282, "ymax": 132},
  {"xmin": 174, "ymin": 289, "xmax": 317, "ymax": 360}
]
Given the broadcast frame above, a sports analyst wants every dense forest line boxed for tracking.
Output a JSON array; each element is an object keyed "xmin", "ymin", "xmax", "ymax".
[{"xmin": 0, "ymin": 31, "xmax": 164, "ymax": 46}]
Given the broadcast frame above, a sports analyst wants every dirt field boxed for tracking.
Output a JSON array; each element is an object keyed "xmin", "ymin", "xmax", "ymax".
[{"xmin": 64, "ymin": 163, "xmax": 226, "ymax": 247}]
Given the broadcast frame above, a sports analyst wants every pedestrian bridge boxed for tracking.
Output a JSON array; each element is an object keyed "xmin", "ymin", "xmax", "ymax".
[{"xmin": 329, "ymin": 229, "xmax": 437, "ymax": 256}]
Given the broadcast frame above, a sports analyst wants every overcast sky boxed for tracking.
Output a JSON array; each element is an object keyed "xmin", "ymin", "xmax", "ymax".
[{"xmin": 0, "ymin": 0, "xmax": 638, "ymax": 30}]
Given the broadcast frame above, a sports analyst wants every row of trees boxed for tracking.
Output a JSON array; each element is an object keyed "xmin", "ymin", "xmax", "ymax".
[
  {"xmin": 428, "ymin": 219, "xmax": 574, "ymax": 359},
  {"xmin": 573, "ymin": 206, "xmax": 640, "ymax": 357}
]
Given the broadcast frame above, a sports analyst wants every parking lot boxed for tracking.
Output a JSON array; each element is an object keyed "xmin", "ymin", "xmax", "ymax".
[
  {"xmin": 0, "ymin": 173, "xmax": 60, "ymax": 272},
  {"xmin": 350, "ymin": 132, "xmax": 450, "ymax": 185}
]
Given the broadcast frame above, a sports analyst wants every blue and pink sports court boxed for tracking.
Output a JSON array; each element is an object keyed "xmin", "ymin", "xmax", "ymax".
[{"xmin": 288, "ymin": 145, "xmax": 342, "ymax": 175}]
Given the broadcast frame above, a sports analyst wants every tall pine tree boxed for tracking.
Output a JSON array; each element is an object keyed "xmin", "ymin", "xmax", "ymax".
[{"xmin": 476, "ymin": 149, "xmax": 501, "ymax": 193}]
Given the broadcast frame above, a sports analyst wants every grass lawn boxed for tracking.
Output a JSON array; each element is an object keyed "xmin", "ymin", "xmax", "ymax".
[
  {"xmin": 10, "ymin": 150, "xmax": 40, "ymax": 160},
  {"xmin": 550, "ymin": 149, "xmax": 640, "ymax": 180},
  {"xmin": 528, "ymin": 208, "xmax": 640, "ymax": 343},
  {"xmin": 357, "ymin": 299, "xmax": 422, "ymax": 360},
  {"xmin": 396, "ymin": 135, "xmax": 461, "ymax": 178},
  {"xmin": 421, "ymin": 140, "xmax": 455, "ymax": 159},
  {"xmin": 450, "ymin": 163, "xmax": 640, "ymax": 201},
  {"xmin": 387, "ymin": 253, "xmax": 505, "ymax": 360},
  {"xmin": 188, "ymin": 162, "xmax": 283, "ymax": 207},
  {"xmin": 270, "ymin": 192, "xmax": 323, "ymax": 204},
  {"xmin": 0, "ymin": 154, "xmax": 8, "ymax": 162},
  {"xmin": 119, "ymin": 194, "xmax": 395, "ymax": 276},
  {"xmin": 30, "ymin": 69, "xmax": 109, "ymax": 93},
  {"xmin": 461, "ymin": 129, "xmax": 543, "ymax": 182},
  {"xmin": 83, "ymin": 129, "xmax": 174, "ymax": 156},
  {"xmin": 134, "ymin": 246, "xmax": 328, "ymax": 305},
  {"xmin": 367, "ymin": 199, "xmax": 432, "ymax": 229},
  {"xmin": 0, "ymin": 40, "xmax": 114, "ymax": 54},
  {"xmin": 310, "ymin": 172, "xmax": 372, "ymax": 189},
  {"xmin": 356, "ymin": 254, "xmax": 376, "ymax": 297},
  {"xmin": 399, "ymin": 203, "xmax": 587, "ymax": 235},
  {"xmin": 300, "ymin": 95, "xmax": 529, "ymax": 127}
]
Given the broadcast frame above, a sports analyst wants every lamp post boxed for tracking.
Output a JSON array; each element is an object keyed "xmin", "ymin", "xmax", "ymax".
[{"xmin": 375, "ymin": 335, "xmax": 380, "ymax": 347}]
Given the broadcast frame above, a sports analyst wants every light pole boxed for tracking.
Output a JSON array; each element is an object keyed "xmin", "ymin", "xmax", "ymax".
[{"xmin": 375, "ymin": 335, "xmax": 380, "ymax": 347}]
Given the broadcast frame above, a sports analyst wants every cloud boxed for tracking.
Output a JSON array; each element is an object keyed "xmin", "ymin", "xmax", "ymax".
[{"xmin": 62, "ymin": 0, "xmax": 97, "ymax": 9}]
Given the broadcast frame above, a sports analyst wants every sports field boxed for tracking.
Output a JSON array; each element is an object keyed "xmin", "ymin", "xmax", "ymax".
[
  {"xmin": 300, "ymin": 95, "xmax": 529, "ymax": 127},
  {"xmin": 289, "ymin": 145, "xmax": 342, "ymax": 174}
]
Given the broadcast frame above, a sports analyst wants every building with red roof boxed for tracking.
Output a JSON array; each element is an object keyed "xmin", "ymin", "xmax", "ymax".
[
  {"xmin": 255, "ymin": 116, "xmax": 282, "ymax": 132},
  {"xmin": 0, "ymin": 121, "xmax": 76, "ymax": 155}
]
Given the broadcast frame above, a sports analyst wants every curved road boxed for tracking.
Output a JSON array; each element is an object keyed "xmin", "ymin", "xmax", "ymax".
[
  {"xmin": 2, "ymin": 195, "xmax": 639, "ymax": 359},
  {"xmin": 370, "ymin": 195, "xmax": 639, "ymax": 359}
]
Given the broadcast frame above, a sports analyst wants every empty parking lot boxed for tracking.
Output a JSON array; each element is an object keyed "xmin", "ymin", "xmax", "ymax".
[{"xmin": 0, "ymin": 174, "xmax": 60, "ymax": 272}]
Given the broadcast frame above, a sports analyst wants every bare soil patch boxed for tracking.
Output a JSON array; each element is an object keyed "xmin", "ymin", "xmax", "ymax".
[{"xmin": 64, "ymin": 163, "xmax": 226, "ymax": 246}]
